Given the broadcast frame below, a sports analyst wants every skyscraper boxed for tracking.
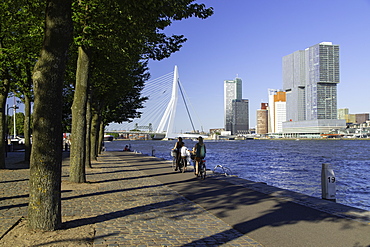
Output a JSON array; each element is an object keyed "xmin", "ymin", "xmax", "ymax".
[
  {"xmin": 224, "ymin": 78, "xmax": 242, "ymax": 132},
  {"xmin": 231, "ymin": 99, "xmax": 249, "ymax": 134},
  {"xmin": 283, "ymin": 42, "xmax": 340, "ymax": 121},
  {"xmin": 282, "ymin": 42, "xmax": 344, "ymax": 135},
  {"xmin": 282, "ymin": 50, "xmax": 306, "ymax": 122},
  {"xmin": 267, "ymin": 90, "xmax": 286, "ymax": 133},
  {"xmin": 306, "ymin": 42, "xmax": 339, "ymax": 120}
]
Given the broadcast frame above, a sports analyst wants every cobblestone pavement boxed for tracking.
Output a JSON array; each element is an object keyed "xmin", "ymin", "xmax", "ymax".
[{"xmin": 1, "ymin": 151, "xmax": 262, "ymax": 246}]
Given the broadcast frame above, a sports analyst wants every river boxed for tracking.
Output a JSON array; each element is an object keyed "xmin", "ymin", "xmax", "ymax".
[{"xmin": 104, "ymin": 139, "xmax": 370, "ymax": 211}]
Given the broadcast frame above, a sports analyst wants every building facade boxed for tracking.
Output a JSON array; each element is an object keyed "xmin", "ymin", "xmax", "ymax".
[
  {"xmin": 338, "ymin": 108, "xmax": 349, "ymax": 120},
  {"xmin": 257, "ymin": 103, "xmax": 268, "ymax": 135},
  {"xmin": 281, "ymin": 42, "xmax": 344, "ymax": 135},
  {"xmin": 231, "ymin": 99, "xmax": 249, "ymax": 134},
  {"xmin": 267, "ymin": 89, "xmax": 278, "ymax": 133},
  {"xmin": 224, "ymin": 78, "xmax": 242, "ymax": 132},
  {"xmin": 267, "ymin": 90, "xmax": 286, "ymax": 133},
  {"xmin": 283, "ymin": 42, "xmax": 340, "ymax": 122},
  {"xmin": 274, "ymin": 91, "xmax": 286, "ymax": 133}
]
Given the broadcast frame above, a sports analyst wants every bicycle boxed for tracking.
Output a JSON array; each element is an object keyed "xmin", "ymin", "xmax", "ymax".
[
  {"xmin": 171, "ymin": 150, "xmax": 187, "ymax": 173},
  {"xmin": 195, "ymin": 159, "xmax": 206, "ymax": 180},
  {"xmin": 171, "ymin": 150, "xmax": 177, "ymax": 171}
]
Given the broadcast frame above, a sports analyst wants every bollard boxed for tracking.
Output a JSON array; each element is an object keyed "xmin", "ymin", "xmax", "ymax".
[
  {"xmin": 152, "ymin": 147, "xmax": 156, "ymax": 156},
  {"xmin": 321, "ymin": 163, "xmax": 336, "ymax": 202}
]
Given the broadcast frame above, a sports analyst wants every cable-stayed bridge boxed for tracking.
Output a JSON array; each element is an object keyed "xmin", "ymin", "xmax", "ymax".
[{"xmin": 107, "ymin": 66, "xmax": 207, "ymax": 140}]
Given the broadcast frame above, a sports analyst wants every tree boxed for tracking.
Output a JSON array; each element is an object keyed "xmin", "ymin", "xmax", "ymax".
[
  {"xmin": 0, "ymin": 1, "xmax": 44, "ymax": 166},
  {"xmin": 69, "ymin": 0, "xmax": 213, "ymax": 182},
  {"xmin": 0, "ymin": 1, "xmax": 27, "ymax": 169},
  {"xmin": 28, "ymin": 0, "xmax": 72, "ymax": 231}
]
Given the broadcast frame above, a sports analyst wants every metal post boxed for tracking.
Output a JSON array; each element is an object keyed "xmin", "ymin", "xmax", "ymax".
[
  {"xmin": 321, "ymin": 163, "xmax": 336, "ymax": 202},
  {"xmin": 13, "ymin": 104, "xmax": 16, "ymax": 139}
]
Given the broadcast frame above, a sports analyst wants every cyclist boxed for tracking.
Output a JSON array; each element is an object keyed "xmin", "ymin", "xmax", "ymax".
[{"xmin": 193, "ymin": 136, "xmax": 206, "ymax": 176}]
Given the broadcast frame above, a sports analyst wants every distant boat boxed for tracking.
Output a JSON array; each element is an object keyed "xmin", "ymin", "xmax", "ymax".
[
  {"xmin": 151, "ymin": 133, "xmax": 166, "ymax": 140},
  {"xmin": 104, "ymin": 135, "xmax": 114, "ymax": 141}
]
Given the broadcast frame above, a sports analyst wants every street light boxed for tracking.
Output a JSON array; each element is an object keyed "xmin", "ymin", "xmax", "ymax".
[{"xmin": 6, "ymin": 104, "xmax": 18, "ymax": 140}]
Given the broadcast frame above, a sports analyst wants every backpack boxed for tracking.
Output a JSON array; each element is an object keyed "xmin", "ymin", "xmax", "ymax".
[{"xmin": 196, "ymin": 144, "xmax": 206, "ymax": 158}]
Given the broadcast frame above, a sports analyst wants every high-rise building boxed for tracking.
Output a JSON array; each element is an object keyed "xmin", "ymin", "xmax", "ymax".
[
  {"xmin": 224, "ymin": 78, "xmax": 242, "ymax": 132},
  {"xmin": 283, "ymin": 42, "xmax": 340, "ymax": 121},
  {"xmin": 282, "ymin": 42, "xmax": 345, "ymax": 135},
  {"xmin": 231, "ymin": 99, "xmax": 249, "ymax": 134},
  {"xmin": 282, "ymin": 50, "xmax": 306, "ymax": 122},
  {"xmin": 274, "ymin": 92, "xmax": 286, "ymax": 133},
  {"xmin": 257, "ymin": 103, "xmax": 268, "ymax": 135},
  {"xmin": 267, "ymin": 89, "xmax": 278, "ymax": 133},
  {"xmin": 267, "ymin": 90, "xmax": 286, "ymax": 133}
]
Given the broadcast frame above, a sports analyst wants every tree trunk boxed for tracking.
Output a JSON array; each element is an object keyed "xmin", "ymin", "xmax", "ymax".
[
  {"xmin": 0, "ymin": 79, "xmax": 10, "ymax": 169},
  {"xmin": 85, "ymin": 92, "xmax": 92, "ymax": 168},
  {"xmin": 70, "ymin": 45, "xmax": 90, "ymax": 183},
  {"xmin": 90, "ymin": 110, "xmax": 99, "ymax": 160},
  {"xmin": 98, "ymin": 120, "xmax": 104, "ymax": 154},
  {"xmin": 24, "ymin": 93, "xmax": 31, "ymax": 163},
  {"xmin": 28, "ymin": 0, "xmax": 72, "ymax": 231}
]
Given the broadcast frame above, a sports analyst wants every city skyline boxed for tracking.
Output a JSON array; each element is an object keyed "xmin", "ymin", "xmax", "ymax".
[{"xmin": 148, "ymin": 0, "xmax": 370, "ymax": 132}]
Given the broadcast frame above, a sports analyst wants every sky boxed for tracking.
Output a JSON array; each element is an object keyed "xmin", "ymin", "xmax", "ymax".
[
  {"xmin": 146, "ymin": 0, "xmax": 370, "ymax": 132},
  {"xmin": 8, "ymin": 0, "xmax": 370, "ymax": 134}
]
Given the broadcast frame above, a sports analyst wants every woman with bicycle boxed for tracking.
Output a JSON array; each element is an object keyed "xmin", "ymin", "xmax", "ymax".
[{"xmin": 193, "ymin": 136, "xmax": 206, "ymax": 176}]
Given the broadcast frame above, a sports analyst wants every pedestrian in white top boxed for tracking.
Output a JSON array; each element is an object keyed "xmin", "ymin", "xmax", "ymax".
[{"xmin": 180, "ymin": 145, "xmax": 190, "ymax": 171}]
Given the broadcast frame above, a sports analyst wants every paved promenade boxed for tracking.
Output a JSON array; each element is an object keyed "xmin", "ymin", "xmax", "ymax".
[
  {"xmin": 1, "ymin": 151, "xmax": 260, "ymax": 246},
  {"xmin": 1, "ymin": 151, "xmax": 370, "ymax": 246}
]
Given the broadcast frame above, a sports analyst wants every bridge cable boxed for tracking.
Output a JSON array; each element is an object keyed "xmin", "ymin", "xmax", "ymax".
[{"xmin": 177, "ymin": 79, "xmax": 196, "ymax": 132}]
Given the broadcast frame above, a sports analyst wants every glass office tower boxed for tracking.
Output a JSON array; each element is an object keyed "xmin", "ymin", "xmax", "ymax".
[
  {"xmin": 224, "ymin": 78, "xmax": 242, "ymax": 131},
  {"xmin": 305, "ymin": 42, "xmax": 339, "ymax": 120},
  {"xmin": 231, "ymin": 99, "xmax": 249, "ymax": 134}
]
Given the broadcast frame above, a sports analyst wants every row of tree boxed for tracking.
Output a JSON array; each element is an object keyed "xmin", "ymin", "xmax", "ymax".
[{"xmin": 0, "ymin": 0, "xmax": 212, "ymax": 231}]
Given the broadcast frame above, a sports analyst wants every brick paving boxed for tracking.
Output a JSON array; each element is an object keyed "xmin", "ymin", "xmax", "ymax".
[{"xmin": 1, "ymin": 151, "xmax": 262, "ymax": 246}]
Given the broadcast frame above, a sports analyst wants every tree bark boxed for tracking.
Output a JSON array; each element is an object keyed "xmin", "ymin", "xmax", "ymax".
[
  {"xmin": 70, "ymin": 45, "xmax": 90, "ymax": 183},
  {"xmin": 85, "ymin": 92, "xmax": 92, "ymax": 168},
  {"xmin": 98, "ymin": 120, "xmax": 104, "ymax": 155},
  {"xmin": 0, "ymin": 79, "xmax": 10, "ymax": 169},
  {"xmin": 28, "ymin": 0, "xmax": 72, "ymax": 231},
  {"xmin": 90, "ymin": 110, "xmax": 99, "ymax": 160},
  {"xmin": 24, "ymin": 92, "xmax": 32, "ymax": 163}
]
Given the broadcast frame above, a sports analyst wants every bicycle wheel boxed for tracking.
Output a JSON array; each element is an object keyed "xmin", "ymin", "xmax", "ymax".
[
  {"xmin": 200, "ymin": 162, "xmax": 206, "ymax": 180},
  {"xmin": 172, "ymin": 158, "xmax": 177, "ymax": 171}
]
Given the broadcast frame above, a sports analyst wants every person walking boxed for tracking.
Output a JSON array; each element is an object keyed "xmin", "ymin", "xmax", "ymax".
[
  {"xmin": 173, "ymin": 137, "xmax": 183, "ymax": 171},
  {"xmin": 193, "ymin": 136, "xmax": 206, "ymax": 176},
  {"xmin": 180, "ymin": 144, "xmax": 190, "ymax": 172}
]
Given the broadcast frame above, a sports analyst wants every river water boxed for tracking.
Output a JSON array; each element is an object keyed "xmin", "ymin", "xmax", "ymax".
[{"xmin": 105, "ymin": 139, "xmax": 370, "ymax": 211}]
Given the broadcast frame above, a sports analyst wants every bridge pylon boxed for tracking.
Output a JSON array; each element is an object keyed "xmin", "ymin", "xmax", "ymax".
[{"xmin": 156, "ymin": 65, "xmax": 179, "ymax": 139}]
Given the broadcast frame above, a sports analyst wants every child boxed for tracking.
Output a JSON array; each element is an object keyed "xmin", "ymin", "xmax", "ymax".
[{"xmin": 180, "ymin": 144, "xmax": 190, "ymax": 171}]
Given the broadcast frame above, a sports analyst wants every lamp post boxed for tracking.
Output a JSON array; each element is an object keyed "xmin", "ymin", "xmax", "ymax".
[{"xmin": 6, "ymin": 104, "xmax": 18, "ymax": 153}]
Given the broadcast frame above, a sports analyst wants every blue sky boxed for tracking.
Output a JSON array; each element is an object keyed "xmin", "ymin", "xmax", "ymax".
[
  {"xmin": 8, "ymin": 0, "xmax": 370, "ymax": 134},
  {"xmin": 147, "ymin": 0, "xmax": 370, "ymax": 132}
]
